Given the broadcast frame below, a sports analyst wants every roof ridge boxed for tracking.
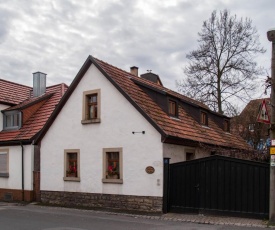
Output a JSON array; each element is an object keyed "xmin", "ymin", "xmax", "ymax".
[
  {"xmin": 92, "ymin": 56, "xmax": 206, "ymax": 106},
  {"xmin": 0, "ymin": 78, "xmax": 32, "ymax": 89},
  {"xmin": 46, "ymin": 82, "xmax": 69, "ymax": 89},
  {"xmin": 93, "ymin": 57, "xmax": 138, "ymax": 78},
  {"xmin": 250, "ymin": 97, "xmax": 270, "ymax": 102},
  {"xmin": 93, "ymin": 57, "xmax": 208, "ymax": 109}
]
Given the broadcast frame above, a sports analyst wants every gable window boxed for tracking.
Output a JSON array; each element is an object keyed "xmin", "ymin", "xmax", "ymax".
[
  {"xmin": 64, "ymin": 149, "xmax": 80, "ymax": 181},
  {"xmin": 88, "ymin": 94, "xmax": 98, "ymax": 119},
  {"xmin": 224, "ymin": 119, "xmax": 230, "ymax": 132},
  {"xmin": 0, "ymin": 149, "xmax": 9, "ymax": 177},
  {"xmin": 102, "ymin": 147, "xmax": 123, "ymax": 184},
  {"xmin": 3, "ymin": 111, "xmax": 21, "ymax": 130},
  {"xmin": 168, "ymin": 100, "xmax": 177, "ymax": 116},
  {"xmin": 82, "ymin": 89, "xmax": 101, "ymax": 124},
  {"xmin": 200, "ymin": 111, "xmax": 208, "ymax": 126}
]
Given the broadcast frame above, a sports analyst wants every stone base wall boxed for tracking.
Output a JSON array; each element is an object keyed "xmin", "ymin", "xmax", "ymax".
[
  {"xmin": 41, "ymin": 191, "xmax": 163, "ymax": 213},
  {"xmin": 0, "ymin": 188, "xmax": 34, "ymax": 202}
]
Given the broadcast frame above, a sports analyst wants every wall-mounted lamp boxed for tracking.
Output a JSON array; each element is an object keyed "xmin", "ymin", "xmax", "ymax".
[{"xmin": 132, "ymin": 131, "xmax": 145, "ymax": 134}]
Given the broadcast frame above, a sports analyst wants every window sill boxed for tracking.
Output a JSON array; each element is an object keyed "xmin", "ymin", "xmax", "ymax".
[
  {"xmin": 3, "ymin": 126, "xmax": 20, "ymax": 131},
  {"xmin": 102, "ymin": 179, "xmax": 123, "ymax": 184},
  {"xmin": 63, "ymin": 177, "xmax": 80, "ymax": 182},
  {"xmin": 81, "ymin": 118, "xmax": 101, "ymax": 124},
  {"xmin": 0, "ymin": 173, "xmax": 9, "ymax": 178}
]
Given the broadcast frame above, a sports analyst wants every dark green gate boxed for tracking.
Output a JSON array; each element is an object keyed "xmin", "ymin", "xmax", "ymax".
[{"xmin": 168, "ymin": 155, "xmax": 269, "ymax": 218}]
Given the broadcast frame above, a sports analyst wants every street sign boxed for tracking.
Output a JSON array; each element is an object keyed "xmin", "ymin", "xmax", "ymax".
[
  {"xmin": 271, "ymin": 147, "xmax": 275, "ymax": 155},
  {"xmin": 257, "ymin": 99, "xmax": 270, "ymax": 124},
  {"xmin": 272, "ymin": 139, "xmax": 275, "ymax": 146}
]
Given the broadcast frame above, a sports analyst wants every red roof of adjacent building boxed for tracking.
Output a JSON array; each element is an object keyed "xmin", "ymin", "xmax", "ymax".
[
  {"xmin": 0, "ymin": 79, "xmax": 32, "ymax": 105},
  {"xmin": 0, "ymin": 81, "xmax": 68, "ymax": 145},
  {"xmin": 35, "ymin": 55, "xmax": 249, "ymax": 150}
]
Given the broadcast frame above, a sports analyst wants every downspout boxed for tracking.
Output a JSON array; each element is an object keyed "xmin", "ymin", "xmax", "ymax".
[
  {"xmin": 21, "ymin": 142, "xmax": 24, "ymax": 201},
  {"xmin": 163, "ymin": 158, "xmax": 170, "ymax": 213}
]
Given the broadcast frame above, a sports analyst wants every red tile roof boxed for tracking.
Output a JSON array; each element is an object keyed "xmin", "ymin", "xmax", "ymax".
[
  {"xmin": 0, "ymin": 83, "xmax": 68, "ymax": 144},
  {"xmin": 34, "ymin": 56, "xmax": 249, "ymax": 150},
  {"xmin": 3, "ymin": 93, "xmax": 53, "ymax": 111},
  {"xmin": 93, "ymin": 57, "xmax": 249, "ymax": 150},
  {"xmin": 239, "ymin": 98, "xmax": 270, "ymax": 118},
  {"xmin": 0, "ymin": 79, "xmax": 32, "ymax": 105}
]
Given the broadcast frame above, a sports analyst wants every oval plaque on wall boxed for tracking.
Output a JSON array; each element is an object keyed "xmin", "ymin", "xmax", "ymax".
[{"xmin": 145, "ymin": 166, "xmax": 155, "ymax": 174}]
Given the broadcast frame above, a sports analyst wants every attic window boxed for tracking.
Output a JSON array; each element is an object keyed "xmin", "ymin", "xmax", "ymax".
[
  {"xmin": 82, "ymin": 89, "xmax": 101, "ymax": 124},
  {"xmin": 224, "ymin": 119, "xmax": 230, "ymax": 132},
  {"xmin": 200, "ymin": 111, "xmax": 208, "ymax": 126},
  {"xmin": 3, "ymin": 111, "xmax": 22, "ymax": 130},
  {"xmin": 168, "ymin": 100, "xmax": 177, "ymax": 117}
]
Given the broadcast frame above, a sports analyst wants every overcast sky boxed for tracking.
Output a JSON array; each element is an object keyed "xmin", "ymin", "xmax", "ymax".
[{"xmin": 0, "ymin": 0, "xmax": 274, "ymax": 104}]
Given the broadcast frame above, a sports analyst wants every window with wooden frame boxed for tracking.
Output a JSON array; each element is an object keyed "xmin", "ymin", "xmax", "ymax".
[
  {"xmin": 82, "ymin": 89, "xmax": 101, "ymax": 124},
  {"xmin": 88, "ymin": 94, "xmax": 98, "ymax": 119},
  {"xmin": 102, "ymin": 148, "xmax": 123, "ymax": 184},
  {"xmin": 200, "ymin": 111, "xmax": 208, "ymax": 126},
  {"xmin": 224, "ymin": 119, "xmax": 230, "ymax": 132},
  {"xmin": 3, "ymin": 111, "xmax": 21, "ymax": 130},
  {"xmin": 64, "ymin": 149, "xmax": 80, "ymax": 181},
  {"xmin": 0, "ymin": 149, "xmax": 9, "ymax": 177},
  {"xmin": 168, "ymin": 100, "xmax": 177, "ymax": 117}
]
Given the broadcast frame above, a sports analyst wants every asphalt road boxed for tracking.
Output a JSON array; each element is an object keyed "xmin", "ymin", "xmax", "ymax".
[{"xmin": 0, "ymin": 203, "xmax": 266, "ymax": 230}]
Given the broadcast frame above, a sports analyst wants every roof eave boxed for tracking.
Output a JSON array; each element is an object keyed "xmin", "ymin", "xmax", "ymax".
[
  {"xmin": 0, "ymin": 139, "xmax": 33, "ymax": 146},
  {"xmin": 162, "ymin": 134, "xmax": 249, "ymax": 150}
]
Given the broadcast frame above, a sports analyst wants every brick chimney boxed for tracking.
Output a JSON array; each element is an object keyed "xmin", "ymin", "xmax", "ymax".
[
  {"xmin": 130, "ymin": 66, "xmax": 138, "ymax": 76},
  {"xmin": 33, "ymin": 72, "xmax": 46, "ymax": 97}
]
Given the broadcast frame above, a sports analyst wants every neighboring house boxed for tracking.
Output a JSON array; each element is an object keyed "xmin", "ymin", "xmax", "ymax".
[
  {"xmin": 0, "ymin": 73, "xmax": 67, "ymax": 202},
  {"xmin": 35, "ymin": 55, "xmax": 249, "ymax": 213},
  {"xmin": 231, "ymin": 98, "xmax": 271, "ymax": 151}
]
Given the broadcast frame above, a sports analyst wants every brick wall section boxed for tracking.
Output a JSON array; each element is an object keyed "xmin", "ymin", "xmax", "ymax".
[
  {"xmin": 0, "ymin": 188, "xmax": 33, "ymax": 202},
  {"xmin": 41, "ymin": 191, "xmax": 162, "ymax": 213}
]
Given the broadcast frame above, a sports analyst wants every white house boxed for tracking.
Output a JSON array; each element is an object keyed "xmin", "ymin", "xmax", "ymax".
[
  {"xmin": 0, "ymin": 74, "xmax": 67, "ymax": 202},
  {"xmin": 35, "ymin": 56, "xmax": 249, "ymax": 213}
]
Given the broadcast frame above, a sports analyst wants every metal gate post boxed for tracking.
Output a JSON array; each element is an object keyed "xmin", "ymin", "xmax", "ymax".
[
  {"xmin": 163, "ymin": 158, "xmax": 170, "ymax": 213},
  {"xmin": 268, "ymin": 28, "xmax": 275, "ymax": 224}
]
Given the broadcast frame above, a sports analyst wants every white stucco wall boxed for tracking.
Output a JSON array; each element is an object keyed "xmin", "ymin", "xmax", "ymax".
[
  {"xmin": 163, "ymin": 143, "xmax": 211, "ymax": 163},
  {"xmin": 163, "ymin": 144, "xmax": 194, "ymax": 163},
  {"xmin": 40, "ymin": 64, "xmax": 163, "ymax": 197},
  {"xmin": 0, "ymin": 145, "xmax": 34, "ymax": 190},
  {"xmin": 0, "ymin": 104, "xmax": 9, "ymax": 131}
]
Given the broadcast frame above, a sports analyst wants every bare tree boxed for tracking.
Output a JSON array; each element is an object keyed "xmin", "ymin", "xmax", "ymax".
[{"xmin": 178, "ymin": 10, "xmax": 266, "ymax": 115}]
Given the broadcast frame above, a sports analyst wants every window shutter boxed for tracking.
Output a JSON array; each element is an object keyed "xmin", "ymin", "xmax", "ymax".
[{"xmin": 0, "ymin": 153, "xmax": 7, "ymax": 173}]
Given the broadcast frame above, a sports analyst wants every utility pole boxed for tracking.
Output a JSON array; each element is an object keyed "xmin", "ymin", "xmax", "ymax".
[{"xmin": 268, "ymin": 28, "xmax": 275, "ymax": 224}]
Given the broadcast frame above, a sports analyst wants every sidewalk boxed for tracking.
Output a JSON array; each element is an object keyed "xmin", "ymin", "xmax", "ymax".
[{"xmin": 161, "ymin": 213, "xmax": 269, "ymax": 228}]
